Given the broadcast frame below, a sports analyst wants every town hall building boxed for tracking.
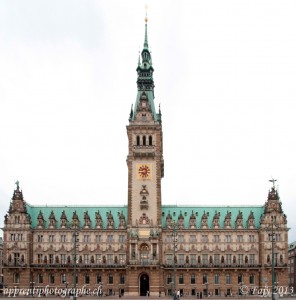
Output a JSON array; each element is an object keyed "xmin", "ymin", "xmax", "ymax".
[{"xmin": 2, "ymin": 18, "xmax": 289, "ymax": 297}]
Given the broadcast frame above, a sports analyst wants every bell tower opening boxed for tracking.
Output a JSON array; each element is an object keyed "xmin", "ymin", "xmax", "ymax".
[{"xmin": 140, "ymin": 273, "xmax": 149, "ymax": 296}]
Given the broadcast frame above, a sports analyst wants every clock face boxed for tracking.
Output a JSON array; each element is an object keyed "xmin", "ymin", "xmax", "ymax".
[{"xmin": 137, "ymin": 164, "xmax": 151, "ymax": 180}]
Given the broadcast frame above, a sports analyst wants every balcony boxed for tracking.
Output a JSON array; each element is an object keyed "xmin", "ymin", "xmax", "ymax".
[
  {"xmin": 128, "ymin": 259, "xmax": 159, "ymax": 266},
  {"xmin": 133, "ymin": 145, "xmax": 155, "ymax": 157}
]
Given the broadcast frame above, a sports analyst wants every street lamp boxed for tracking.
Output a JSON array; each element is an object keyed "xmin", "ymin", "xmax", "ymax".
[
  {"xmin": 172, "ymin": 220, "xmax": 178, "ymax": 300},
  {"xmin": 73, "ymin": 224, "xmax": 79, "ymax": 300},
  {"xmin": 239, "ymin": 282, "xmax": 244, "ymax": 297},
  {"xmin": 29, "ymin": 281, "xmax": 35, "ymax": 297},
  {"xmin": 271, "ymin": 219, "xmax": 278, "ymax": 300}
]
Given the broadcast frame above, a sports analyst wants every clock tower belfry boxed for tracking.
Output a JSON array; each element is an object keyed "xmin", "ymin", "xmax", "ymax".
[{"xmin": 126, "ymin": 17, "xmax": 164, "ymax": 228}]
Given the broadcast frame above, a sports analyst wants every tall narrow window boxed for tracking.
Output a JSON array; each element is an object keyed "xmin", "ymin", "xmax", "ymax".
[
  {"xmin": 13, "ymin": 273, "xmax": 20, "ymax": 283},
  {"xmin": 85, "ymin": 274, "xmax": 90, "ymax": 284},
  {"xmin": 143, "ymin": 136, "xmax": 146, "ymax": 146},
  {"xmin": 136, "ymin": 136, "xmax": 140, "ymax": 146},
  {"xmin": 149, "ymin": 135, "xmax": 153, "ymax": 146}
]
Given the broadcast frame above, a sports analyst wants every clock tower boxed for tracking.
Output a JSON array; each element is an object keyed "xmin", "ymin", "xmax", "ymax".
[
  {"xmin": 126, "ymin": 17, "xmax": 164, "ymax": 228},
  {"xmin": 126, "ymin": 17, "xmax": 164, "ymax": 295}
]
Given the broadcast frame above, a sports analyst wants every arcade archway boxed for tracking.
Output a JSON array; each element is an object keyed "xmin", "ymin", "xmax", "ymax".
[{"xmin": 139, "ymin": 273, "xmax": 149, "ymax": 296}]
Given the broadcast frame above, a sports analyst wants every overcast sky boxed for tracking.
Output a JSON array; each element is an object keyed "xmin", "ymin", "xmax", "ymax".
[{"xmin": 0, "ymin": 0, "xmax": 295, "ymax": 242}]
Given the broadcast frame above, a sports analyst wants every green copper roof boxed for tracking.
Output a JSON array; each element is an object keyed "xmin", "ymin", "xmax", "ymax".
[
  {"xmin": 25, "ymin": 203, "xmax": 264, "ymax": 230},
  {"xmin": 162, "ymin": 205, "xmax": 264, "ymax": 229},
  {"xmin": 26, "ymin": 204, "xmax": 128, "ymax": 229}
]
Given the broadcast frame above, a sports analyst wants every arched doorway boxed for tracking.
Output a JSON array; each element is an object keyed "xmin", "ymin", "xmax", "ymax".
[{"xmin": 140, "ymin": 273, "xmax": 149, "ymax": 296}]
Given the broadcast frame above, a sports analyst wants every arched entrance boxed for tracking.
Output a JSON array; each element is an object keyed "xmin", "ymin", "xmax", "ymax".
[{"xmin": 140, "ymin": 273, "xmax": 149, "ymax": 296}]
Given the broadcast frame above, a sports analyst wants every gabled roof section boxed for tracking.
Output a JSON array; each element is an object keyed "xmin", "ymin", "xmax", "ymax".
[
  {"xmin": 26, "ymin": 204, "xmax": 127, "ymax": 229},
  {"xmin": 162, "ymin": 205, "xmax": 264, "ymax": 229}
]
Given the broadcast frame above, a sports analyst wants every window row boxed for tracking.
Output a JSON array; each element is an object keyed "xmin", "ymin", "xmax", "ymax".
[
  {"xmin": 35, "ymin": 254, "xmax": 126, "ymax": 265},
  {"xmin": 136, "ymin": 135, "xmax": 153, "ymax": 146},
  {"xmin": 165, "ymin": 254, "xmax": 257, "ymax": 265},
  {"xmin": 36, "ymin": 234, "xmax": 126, "ymax": 243},
  {"xmin": 13, "ymin": 273, "xmax": 125, "ymax": 285},
  {"xmin": 166, "ymin": 234, "xmax": 257, "ymax": 243},
  {"xmin": 10, "ymin": 233, "xmax": 24, "ymax": 241},
  {"xmin": 166, "ymin": 273, "xmax": 256, "ymax": 285}
]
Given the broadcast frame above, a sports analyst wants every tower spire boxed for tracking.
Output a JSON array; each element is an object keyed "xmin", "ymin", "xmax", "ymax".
[{"xmin": 144, "ymin": 8, "xmax": 149, "ymax": 50}]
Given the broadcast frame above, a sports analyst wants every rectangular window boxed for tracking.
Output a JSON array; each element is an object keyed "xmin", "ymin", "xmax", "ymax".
[
  {"xmin": 49, "ymin": 254, "xmax": 54, "ymax": 264},
  {"xmin": 119, "ymin": 254, "xmax": 125, "ymax": 265},
  {"xmin": 108, "ymin": 274, "xmax": 113, "ymax": 284},
  {"xmin": 96, "ymin": 254, "xmax": 102, "ymax": 264},
  {"xmin": 38, "ymin": 235, "xmax": 43, "ymax": 243},
  {"xmin": 119, "ymin": 274, "xmax": 125, "ymax": 284},
  {"xmin": 214, "ymin": 254, "xmax": 220, "ymax": 265},
  {"xmin": 38, "ymin": 273, "xmax": 43, "ymax": 284},
  {"xmin": 178, "ymin": 254, "xmax": 185, "ymax": 265},
  {"xmin": 107, "ymin": 254, "xmax": 113, "ymax": 265},
  {"xmin": 61, "ymin": 235, "xmax": 66, "ymax": 243},
  {"xmin": 49, "ymin": 235, "xmax": 54, "ymax": 243},
  {"xmin": 37, "ymin": 254, "xmax": 43, "ymax": 264},
  {"xmin": 190, "ymin": 235, "xmax": 197, "ymax": 243},
  {"xmin": 84, "ymin": 254, "xmax": 90, "ymax": 264},
  {"xmin": 202, "ymin": 254, "xmax": 208, "ymax": 265},
  {"xmin": 201, "ymin": 235, "xmax": 208, "ymax": 242},
  {"xmin": 179, "ymin": 274, "xmax": 184, "ymax": 284},
  {"xmin": 249, "ymin": 235, "xmax": 255, "ymax": 242},
  {"xmin": 213, "ymin": 235, "xmax": 219, "ymax": 243},
  {"xmin": 61, "ymin": 274, "xmax": 67, "ymax": 284},
  {"xmin": 96, "ymin": 274, "xmax": 102, "ymax": 284},
  {"xmin": 178, "ymin": 235, "xmax": 185, "ymax": 243},
  {"xmin": 190, "ymin": 254, "xmax": 196, "ymax": 265},
  {"xmin": 85, "ymin": 274, "xmax": 90, "ymax": 284},
  {"xmin": 226, "ymin": 274, "xmax": 231, "ymax": 285},
  {"xmin": 84, "ymin": 235, "xmax": 90, "ymax": 243},
  {"xmin": 107, "ymin": 235, "xmax": 114, "ymax": 243},
  {"xmin": 249, "ymin": 254, "xmax": 255, "ymax": 265},
  {"xmin": 225, "ymin": 235, "xmax": 231, "ymax": 243},
  {"xmin": 167, "ymin": 274, "xmax": 172, "ymax": 284},
  {"xmin": 96, "ymin": 235, "xmax": 102, "ymax": 243},
  {"xmin": 237, "ymin": 235, "xmax": 243, "ymax": 243},
  {"xmin": 191, "ymin": 274, "xmax": 196, "ymax": 284},
  {"xmin": 238, "ymin": 254, "xmax": 244, "ymax": 265},
  {"xmin": 166, "ymin": 235, "xmax": 172, "ymax": 243},
  {"xmin": 119, "ymin": 235, "xmax": 125, "ymax": 243},
  {"xmin": 49, "ymin": 274, "xmax": 55, "ymax": 284},
  {"xmin": 214, "ymin": 274, "xmax": 219, "ymax": 284},
  {"xmin": 167, "ymin": 254, "xmax": 173, "ymax": 265},
  {"xmin": 226, "ymin": 254, "xmax": 232, "ymax": 265},
  {"xmin": 61, "ymin": 254, "xmax": 66, "ymax": 264}
]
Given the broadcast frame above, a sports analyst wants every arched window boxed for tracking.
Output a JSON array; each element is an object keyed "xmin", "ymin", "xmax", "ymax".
[
  {"xmin": 149, "ymin": 135, "xmax": 153, "ymax": 146},
  {"xmin": 143, "ymin": 136, "xmax": 146, "ymax": 146},
  {"xmin": 136, "ymin": 136, "xmax": 140, "ymax": 146},
  {"xmin": 13, "ymin": 273, "xmax": 20, "ymax": 283},
  {"xmin": 49, "ymin": 274, "xmax": 55, "ymax": 284},
  {"xmin": 38, "ymin": 273, "xmax": 43, "ymax": 284}
]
